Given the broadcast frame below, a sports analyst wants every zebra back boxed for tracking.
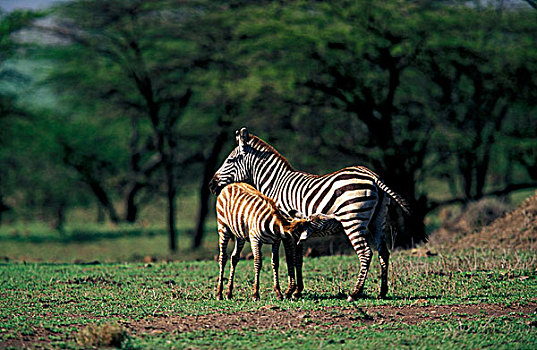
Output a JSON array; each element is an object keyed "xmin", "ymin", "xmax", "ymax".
[
  {"xmin": 217, "ymin": 183, "xmax": 300, "ymax": 243},
  {"xmin": 217, "ymin": 183, "xmax": 343, "ymax": 243},
  {"xmin": 248, "ymin": 135, "xmax": 411, "ymax": 215},
  {"xmin": 354, "ymin": 166, "xmax": 411, "ymax": 215}
]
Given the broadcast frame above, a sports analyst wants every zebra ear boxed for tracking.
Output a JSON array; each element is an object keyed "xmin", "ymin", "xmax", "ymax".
[
  {"xmin": 235, "ymin": 130, "xmax": 241, "ymax": 145},
  {"xmin": 289, "ymin": 209, "xmax": 306, "ymax": 219},
  {"xmin": 297, "ymin": 224, "xmax": 312, "ymax": 244},
  {"xmin": 309, "ymin": 213, "xmax": 337, "ymax": 221},
  {"xmin": 236, "ymin": 127, "xmax": 250, "ymax": 147}
]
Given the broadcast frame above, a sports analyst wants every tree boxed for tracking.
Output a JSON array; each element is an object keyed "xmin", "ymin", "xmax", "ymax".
[
  {"xmin": 230, "ymin": 1, "xmax": 431, "ymax": 245},
  {"xmin": 45, "ymin": 0, "xmax": 210, "ymax": 250},
  {"xmin": 0, "ymin": 9, "xmax": 42, "ymax": 223},
  {"xmin": 215, "ymin": 0, "xmax": 537, "ymax": 246},
  {"xmin": 421, "ymin": 6, "xmax": 537, "ymax": 205}
]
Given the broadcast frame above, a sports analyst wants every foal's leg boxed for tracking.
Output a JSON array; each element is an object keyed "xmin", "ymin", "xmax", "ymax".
[
  {"xmin": 216, "ymin": 227, "xmax": 231, "ymax": 300},
  {"xmin": 251, "ymin": 240, "xmax": 263, "ymax": 301},
  {"xmin": 226, "ymin": 238, "xmax": 245, "ymax": 300},
  {"xmin": 282, "ymin": 237, "xmax": 296, "ymax": 299},
  {"xmin": 271, "ymin": 240, "xmax": 283, "ymax": 300}
]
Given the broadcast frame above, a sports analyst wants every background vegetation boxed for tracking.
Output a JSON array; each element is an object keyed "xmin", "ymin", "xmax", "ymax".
[{"xmin": 1, "ymin": 0, "xmax": 537, "ymax": 254}]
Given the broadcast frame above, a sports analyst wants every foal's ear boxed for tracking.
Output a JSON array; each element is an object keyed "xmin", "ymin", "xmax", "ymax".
[{"xmin": 235, "ymin": 127, "xmax": 250, "ymax": 146}]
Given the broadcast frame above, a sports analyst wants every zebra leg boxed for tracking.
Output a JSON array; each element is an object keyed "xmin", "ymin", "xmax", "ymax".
[
  {"xmin": 226, "ymin": 238, "xmax": 245, "ymax": 300},
  {"xmin": 251, "ymin": 240, "xmax": 263, "ymax": 301},
  {"xmin": 216, "ymin": 228, "xmax": 230, "ymax": 300},
  {"xmin": 293, "ymin": 243, "xmax": 304, "ymax": 299},
  {"xmin": 282, "ymin": 237, "xmax": 296, "ymax": 299},
  {"xmin": 346, "ymin": 226, "xmax": 373, "ymax": 302},
  {"xmin": 271, "ymin": 241, "xmax": 283, "ymax": 300},
  {"xmin": 371, "ymin": 195, "xmax": 390, "ymax": 299},
  {"xmin": 377, "ymin": 235, "xmax": 390, "ymax": 299}
]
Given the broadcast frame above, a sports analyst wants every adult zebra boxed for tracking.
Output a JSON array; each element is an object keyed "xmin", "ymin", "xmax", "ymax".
[{"xmin": 209, "ymin": 128, "xmax": 410, "ymax": 301}]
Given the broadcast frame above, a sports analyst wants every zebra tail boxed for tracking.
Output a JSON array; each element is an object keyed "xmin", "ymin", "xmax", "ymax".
[{"xmin": 373, "ymin": 178, "xmax": 411, "ymax": 216}]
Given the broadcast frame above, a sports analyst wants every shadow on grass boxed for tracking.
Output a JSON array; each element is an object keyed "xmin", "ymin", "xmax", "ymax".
[
  {"xmin": 302, "ymin": 291, "xmax": 349, "ymax": 301},
  {"xmin": 303, "ymin": 291, "xmax": 444, "ymax": 302}
]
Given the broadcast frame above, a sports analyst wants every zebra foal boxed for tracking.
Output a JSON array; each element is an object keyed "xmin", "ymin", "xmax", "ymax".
[
  {"xmin": 216, "ymin": 182, "xmax": 333, "ymax": 301},
  {"xmin": 210, "ymin": 128, "xmax": 410, "ymax": 301}
]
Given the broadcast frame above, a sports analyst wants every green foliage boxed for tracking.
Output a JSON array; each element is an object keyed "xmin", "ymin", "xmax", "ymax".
[{"xmin": 1, "ymin": 0, "xmax": 537, "ymax": 248}]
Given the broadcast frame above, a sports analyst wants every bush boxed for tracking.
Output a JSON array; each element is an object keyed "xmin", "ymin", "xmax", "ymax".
[
  {"xmin": 76, "ymin": 322, "xmax": 127, "ymax": 348},
  {"xmin": 456, "ymin": 198, "xmax": 510, "ymax": 232}
]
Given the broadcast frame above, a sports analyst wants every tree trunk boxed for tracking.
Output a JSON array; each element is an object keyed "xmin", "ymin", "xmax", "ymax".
[
  {"xmin": 97, "ymin": 203, "xmax": 105, "ymax": 223},
  {"xmin": 55, "ymin": 200, "xmax": 66, "ymax": 234},
  {"xmin": 125, "ymin": 195, "xmax": 138, "ymax": 223},
  {"xmin": 166, "ymin": 162, "xmax": 177, "ymax": 252},
  {"xmin": 124, "ymin": 182, "xmax": 144, "ymax": 223},
  {"xmin": 193, "ymin": 129, "xmax": 229, "ymax": 248},
  {"xmin": 383, "ymin": 155, "xmax": 428, "ymax": 246},
  {"xmin": 88, "ymin": 180, "xmax": 119, "ymax": 223},
  {"xmin": 0, "ymin": 194, "xmax": 10, "ymax": 225}
]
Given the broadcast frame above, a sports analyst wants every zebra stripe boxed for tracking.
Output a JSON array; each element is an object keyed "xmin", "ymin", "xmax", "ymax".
[
  {"xmin": 209, "ymin": 128, "xmax": 410, "ymax": 300},
  {"xmin": 215, "ymin": 182, "xmax": 337, "ymax": 301}
]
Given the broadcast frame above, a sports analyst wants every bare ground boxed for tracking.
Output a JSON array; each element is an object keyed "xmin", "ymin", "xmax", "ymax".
[
  {"xmin": 124, "ymin": 302, "xmax": 537, "ymax": 334},
  {"xmin": 2, "ymin": 302, "xmax": 536, "ymax": 349},
  {"xmin": 430, "ymin": 192, "xmax": 537, "ymax": 250}
]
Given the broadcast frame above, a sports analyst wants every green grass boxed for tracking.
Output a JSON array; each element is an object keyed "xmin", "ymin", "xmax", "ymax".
[
  {"xmin": 0, "ymin": 220, "xmax": 219, "ymax": 262},
  {"xmin": 127, "ymin": 319, "xmax": 536, "ymax": 350},
  {"xmin": 1, "ymin": 249, "xmax": 536, "ymax": 349},
  {"xmin": 1, "ymin": 192, "xmax": 536, "ymax": 349}
]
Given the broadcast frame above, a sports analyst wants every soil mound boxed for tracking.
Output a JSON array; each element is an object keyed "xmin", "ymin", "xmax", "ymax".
[
  {"xmin": 431, "ymin": 192, "xmax": 537, "ymax": 250},
  {"xmin": 462, "ymin": 192, "xmax": 537, "ymax": 250}
]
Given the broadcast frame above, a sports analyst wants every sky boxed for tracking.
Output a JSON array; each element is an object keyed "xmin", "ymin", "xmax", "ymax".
[{"xmin": 0, "ymin": 0, "xmax": 68, "ymax": 12}]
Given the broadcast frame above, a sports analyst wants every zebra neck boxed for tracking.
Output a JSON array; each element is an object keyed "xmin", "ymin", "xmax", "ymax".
[{"xmin": 251, "ymin": 154, "xmax": 296, "ymax": 198}]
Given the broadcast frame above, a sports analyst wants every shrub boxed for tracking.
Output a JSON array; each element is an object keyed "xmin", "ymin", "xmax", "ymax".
[{"xmin": 76, "ymin": 322, "xmax": 127, "ymax": 348}]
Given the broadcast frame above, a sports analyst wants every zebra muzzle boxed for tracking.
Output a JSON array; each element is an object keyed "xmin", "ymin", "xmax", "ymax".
[
  {"xmin": 298, "ymin": 230, "xmax": 310, "ymax": 245},
  {"xmin": 208, "ymin": 177, "xmax": 220, "ymax": 195}
]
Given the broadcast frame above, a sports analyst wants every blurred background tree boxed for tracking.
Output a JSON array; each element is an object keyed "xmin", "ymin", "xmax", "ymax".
[{"xmin": 0, "ymin": 0, "xmax": 536, "ymax": 251}]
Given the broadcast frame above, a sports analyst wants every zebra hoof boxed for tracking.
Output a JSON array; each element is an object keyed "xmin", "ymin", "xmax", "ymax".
[
  {"xmin": 274, "ymin": 289, "xmax": 283, "ymax": 300},
  {"xmin": 284, "ymin": 286, "xmax": 296, "ymax": 299}
]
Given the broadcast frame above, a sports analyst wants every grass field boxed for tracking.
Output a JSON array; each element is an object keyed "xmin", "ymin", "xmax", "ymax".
[
  {"xmin": 1, "ymin": 193, "xmax": 537, "ymax": 349},
  {"xmin": 1, "ymin": 246, "xmax": 536, "ymax": 349}
]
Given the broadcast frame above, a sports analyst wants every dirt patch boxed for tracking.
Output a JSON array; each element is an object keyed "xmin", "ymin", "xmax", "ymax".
[
  {"xmin": 461, "ymin": 193, "xmax": 537, "ymax": 250},
  {"xmin": 431, "ymin": 192, "xmax": 537, "ymax": 250},
  {"xmin": 2, "ymin": 302, "xmax": 535, "ymax": 348},
  {"xmin": 124, "ymin": 302, "xmax": 537, "ymax": 335}
]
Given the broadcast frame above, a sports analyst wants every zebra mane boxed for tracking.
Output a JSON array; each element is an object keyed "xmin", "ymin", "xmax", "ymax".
[
  {"xmin": 247, "ymin": 135, "xmax": 295, "ymax": 170},
  {"xmin": 248, "ymin": 135, "xmax": 327, "ymax": 179}
]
